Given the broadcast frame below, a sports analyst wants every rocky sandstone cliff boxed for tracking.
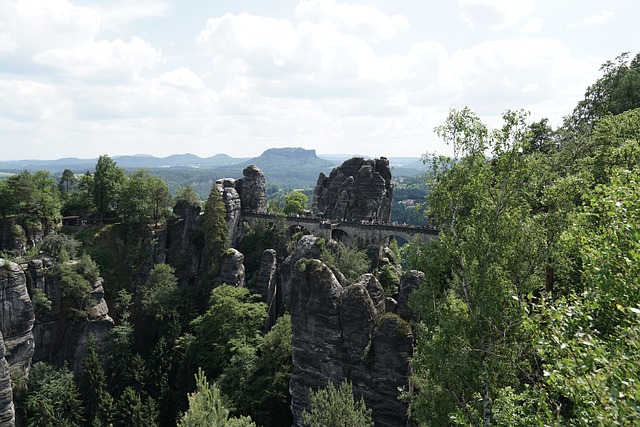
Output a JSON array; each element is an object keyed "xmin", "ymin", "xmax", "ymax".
[
  {"xmin": 0, "ymin": 259, "xmax": 34, "ymax": 427},
  {"xmin": 28, "ymin": 258, "xmax": 114, "ymax": 373},
  {"xmin": 216, "ymin": 164, "xmax": 267, "ymax": 246},
  {"xmin": 0, "ymin": 332, "xmax": 14, "ymax": 427},
  {"xmin": 0, "ymin": 260, "xmax": 34, "ymax": 380},
  {"xmin": 288, "ymin": 237, "xmax": 416, "ymax": 427},
  {"xmin": 312, "ymin": 157, "xmax": 393, "ymax": 224}
]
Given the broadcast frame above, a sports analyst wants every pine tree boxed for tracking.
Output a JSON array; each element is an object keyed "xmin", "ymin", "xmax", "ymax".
[
  {"xmin": 301, "ymin": 381, "xmax": 373, "ymax": 427},
  {"xmin": 81, "ymin": 334, "xmax": 113, "ymax": 426}
]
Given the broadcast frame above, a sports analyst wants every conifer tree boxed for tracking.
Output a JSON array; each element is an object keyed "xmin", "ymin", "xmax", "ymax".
[{"xmin": 81, "ymin": 334, "xmax": 113, "ymax": 426}]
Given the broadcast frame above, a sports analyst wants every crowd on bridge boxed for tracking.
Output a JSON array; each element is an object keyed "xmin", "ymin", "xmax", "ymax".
[{"xmin": 243, "ymin": 209, "xmax": 437, "ymax": 231}]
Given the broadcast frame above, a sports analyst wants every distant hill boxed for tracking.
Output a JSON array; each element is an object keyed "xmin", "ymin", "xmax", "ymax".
[
  {"xmin": 0, "ymin": 148, "xmax": 428, "ymax": 195},
  {"xmin": 0, "ymin": 153, "xmax": 249, "ymax": 173},
  {"xmin": 213, "ymin": 147, "xmax": 335, "ymax": 189}
]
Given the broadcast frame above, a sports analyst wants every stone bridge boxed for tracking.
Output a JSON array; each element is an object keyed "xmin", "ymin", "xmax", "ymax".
[{"xmin": 242, "ymin": 212, "xmax": 438, "ymax": 246}]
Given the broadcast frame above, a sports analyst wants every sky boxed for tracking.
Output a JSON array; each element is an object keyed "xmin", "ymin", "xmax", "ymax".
[{"xmin": 0, "ymin": 0, "xmax": 638, "ymax": 161}]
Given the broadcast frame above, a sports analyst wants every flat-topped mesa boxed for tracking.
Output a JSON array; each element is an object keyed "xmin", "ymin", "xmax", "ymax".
[{"xmin": 312, "ymin": 157, "xmax": 393, "ymax": 224}]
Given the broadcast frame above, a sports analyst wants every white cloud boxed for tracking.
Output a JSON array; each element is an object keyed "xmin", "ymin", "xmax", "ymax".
[
  {"xmin": 3, "ymin": 0, "xmax": 101, "ymax": 52},
  {"xmin": 458, "ymin": 0, "xmax": 537, "ymax": 30},
  {"xmin": 33, "ymin": 36, "xmax": 162, "ymax": 82},
  {"xmin": 0, "ymin": 32, "xmax": 19, "ymax": 53},
  {"xmin": 567, "ymin": 10, "xmax": 614, "ymax": 29},
  {"xmin": 91, "ymin": 0, "xmax": 170, "ymax": 31},
  {"xmin": 0, "ymin": 79, "xmax": 72, "ymax": 120},
  {"xmin": 295, "ymin": 0, "xmax": 409, "ymax": 42},
  {"xmin": 156, "ymin": 67, "xmax": 205, "ymax": 93},
  {"xmin": 521, "ymin": 18, "xmax": 542, "ymax": 33}
]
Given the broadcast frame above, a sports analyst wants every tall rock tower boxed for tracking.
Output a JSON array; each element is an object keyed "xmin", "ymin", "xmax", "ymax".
[{"xmin": 312, "ymin": 157, "xmax": 393, "ymax": 224}]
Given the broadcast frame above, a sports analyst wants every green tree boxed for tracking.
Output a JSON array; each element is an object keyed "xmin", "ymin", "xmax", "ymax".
[
  {"xmin": 218, "ymin": 314, "xmax": 293, "ymax": 427},
  {"xmin": 60, "ymin": 169, "xmax": 77, "ymax": 197},
  {"xmin": 301, "ymin": 381, "xmax": 373, "ymax": 427},
  {"xmin": 64, "ymin": 171, "xmax": 94, "ymax": 216},
  {"xmin": 81, "ymin": 333, "xmax": 113, "ymax": 426},
  {"xmin": 377, "ymin": 264, "xmax": 400, "ymax": 297},
  {"xmin": 532, "ymin": 167, "xmax": 640, "ymax": 425},
  {"xmin": 108, "ymin": 320, "xmax": 135, "ymax": 394},
  {"xmin": 190, "ymin": 285, "xmax": 267, "ymax": 380},
  {"xmin": 199, "ymin": 185, "xmax": 229, "ymax": 279},
  {"xmin": 93, "ymin": 154, "xmax": 124, "ymax": 223},
  {"xmin": 320, "ymin": 242, "xmax": 370, "ymax": 282},
  {"xmin": 113, "ymin": 387, "xmax": 158, "ymax": 427},
  {"xmin": 283, "ymin": 190, "xmax": 308, "ymax": 215},
  {"xmin": 178, "ymin": 368, "xmax": 256, "ymax": 427},
  {"xmin": 24, "ymin": 362, "xmax": 84, "ymax": 427},
  {"xmin": 174, "ymin": 185, "xmax": 200, "ymax": 207},
  {"xmin": 40, "ymin": 233, "xmax": 81, "ymax": 261},
  {"xmin": 410, "ymin": 108, "xmax": 550, "ymax": 426},
  {"xmin": 141, "ymin": 263, "xmax": 183, "ymax": 333},
  {"xmin": 119, "ymin": 170, "xmax": 171, "ymax": 226},
  {"xmin": 572, "ymin": 52, "xmax": 640, "ymax": 127}
]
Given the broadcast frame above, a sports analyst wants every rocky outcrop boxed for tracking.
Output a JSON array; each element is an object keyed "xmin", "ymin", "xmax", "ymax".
[
  {"xmin": 257, "ymin": 249, "xmax": 279, "ymax": 328},
  {"xmin": 239, "ymin": 165, "xmax": 267, "ymax": 214},
  {"xmin": 312, "ymin": 157, "xmax": 393, "ymax": 224},
  {"xmin": 279, "ymin": 235, "xmax": 324, "ymax": 319},
  {"xmin": 0, "ymin": 220, "xmax": 50, "ymax": 258},
  {"xmin": 396, "ymin": 270, "xmax": 424, "ymax": 322},
  {"xmin": 27, "ymin": 258, "xmax": 114, "ymax": 374},
  {"xmin": 214, "ymin": 248, "xmax": 245, "ymax": 288},
  {"xmin": 216, "ymin": 164, "xmax": 267, "ymax": 246},
  {"xmin": 289, "ymin": 241, "xmax": 413, "ymax": 427},
  {"xmin": 0, "ymin": 332, "xmax": 14, "ymax": 427},
  {"xmin": 0, "ymin": 260, "xmax": 35, "ymax": 380},
  {"xmin": 166, "ymin": 203, "xmax": 202, "ymax": 284},
  {"xmin": 216, "ymin": 179, "xmax": 243, "ymax": 246}
]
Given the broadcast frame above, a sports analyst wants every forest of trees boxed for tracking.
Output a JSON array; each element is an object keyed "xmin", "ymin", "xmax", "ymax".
[{"xmin": 0, "ymin": 51, "xmax": 639, "ymax": 426}]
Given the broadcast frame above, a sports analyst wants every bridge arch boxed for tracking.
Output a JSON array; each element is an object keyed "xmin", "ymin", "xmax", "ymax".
[
  {"xmin": 381, "ymin": 234, "xmax": 409, "ymax": 247},
  {"xmin": 331, "ymin": 228, "xmax": 352, "ymax": 245},
  {"xmin": 286, "ymin": 224, "xmax": 312, "ymax": 242}
]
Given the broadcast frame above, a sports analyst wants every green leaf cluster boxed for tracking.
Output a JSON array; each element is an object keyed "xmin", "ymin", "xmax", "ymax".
[{"xmin": 301, "ymin": 381, "xmax": 373, "ymax": 427}]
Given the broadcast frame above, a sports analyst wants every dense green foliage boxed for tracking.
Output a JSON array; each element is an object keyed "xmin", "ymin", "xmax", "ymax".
[
  {"xmin": 178, "ymin": 368, "xmax": 256, "ymax": 427},
  {"xmin": 283, "ymin": 190, "xmax": 308, "ymax": 215},
  {"xmin": 4, "ymin": 50, "xmax": 640, "ymax": 427},
  {"xmin": 200, "ymin": 184, "xmax": 229, "ymax": 279},
  {"xmin": 80, "ymin": 334, "xmax": 114, "ymax": 426},
  {"xmin": 23, "ymin": 362, "xmax": 84, "ymax": 427},
  {"xmin": 190, "ymin": 285, "xmax": 267, "ymax": 380},
  {"xmin": 320, "ymin": 242, "xmax": 370, "ymax": 282},
  {"xmin": 301, "ymin": 381, "xmax": 373, "ymax": 427},
  {"xmin": 406, "ymin": 53, "xmax": 640, "ymax": 425},
  {"xmin": 93, "ymin": 155, "xmax": 125, "ymax": 222}
]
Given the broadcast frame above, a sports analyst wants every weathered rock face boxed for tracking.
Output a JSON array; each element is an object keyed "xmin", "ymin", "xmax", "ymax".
[
  {"xmin": 214, "ymin": 248, "xmax": 245, "ymax": 288},
  {"xmin": 0, "ymin": 332, "xmax": 14, "ymax": 427},
  {"xmin": 312, "ymin": 157, "xmax": 393, "ymax": 224},
  {"xmin": 396, "ymin": 270, "xmax": 425, "ymax": 323},
  {"xmin": 166, "ymin": 203, "xmax": 202, "ymax": 285},
  {"xmin": 27, "ymin": 258, "xmax": 114, "ymax": 374},
  {"xmin": 216, "ymin": 179, "xmax": 243, "ymax": 246},
  {"xmin": 239, "ymin": 165, "xmax": 267, "ymax": 214},
  {"xmin": 290, "ymin": 247, "xmax": 413, "ymax": 427},
  {"xmin": 290, "ymin": 259, "xmax": 346, "ymax": 422},
  {"xmin": 279, "ymin": 235, "xmax": 324, "ymax": 319},
  {"xmin": 0, "ymin": 260, "xmax": 35, "ymax": 380},
  {"xmin": 216, "ymin": 165, "xmax": 267, "ymax": 246},
  {"xmin": 256, "ymin": 249, "xmax": 279, "ymax": 328}
]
